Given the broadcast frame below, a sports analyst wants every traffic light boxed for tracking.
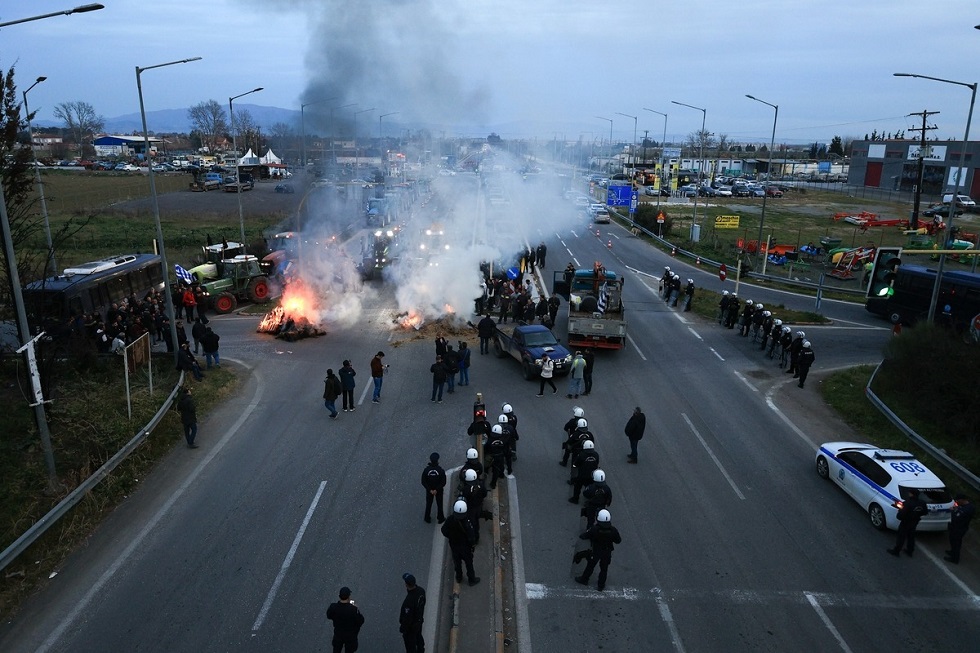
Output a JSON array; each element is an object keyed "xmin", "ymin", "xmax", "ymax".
[
  {"xmin": 473, "ymin": 393, "xmax": 486, "ymax": 423},
  {"xmin": 866, "ymin": 247, "xmax": 903, "ymax": 299}
]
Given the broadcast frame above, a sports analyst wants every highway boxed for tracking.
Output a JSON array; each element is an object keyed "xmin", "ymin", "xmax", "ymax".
[{"xmin": 1, "ymin": 173, "xmax": 977, "ymax": 653}]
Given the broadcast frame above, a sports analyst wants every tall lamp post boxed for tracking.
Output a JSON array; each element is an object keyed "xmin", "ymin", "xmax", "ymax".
[
  {"xmin": 300, "ymin": 96, "xmax": 336, "ymax": 168},
  {"xmin": 615, "ymin": 112, "xmax": 637, "ymax": 181},
  {"xmin": 229, "ymin": 86, "xmax": 264, "ymax": 243},
  {"xmin": 595, "ymin": 116, "xmax": 613, "ymax": 175},
  {"xmin": 746, "ymin": 94, "xmax": 779, "ymax": 273},
  {"xmin": 0, "ymin": 3, "xmax": 106, "ymax": 491},
  {"xmin": 671, "ymin": 101, "xmax": 707, "ymax": 235},
  {"xmin": 894, "ymin": 72, "xmax": 977, "ymax": 322},
  {"xmin": 379, "ymin": 111, "xmax": 399, "ymax": 177},
  {"xmin": 353, "ymin": 107, "xmax": 375, "ymax": 178},
  {"xmin": 137, "ymin": 57, "xmax": 202, "ymax": 367},
  {"xmin": 22, "ymin": 76, "xmax": 56, "ymax": 276},
  {"xmin": 644, "ymin": 108, "xmax": 668, "ymax": 209},
  {"xmin": 328, "ymin": 102, "xmax": 357, "ymax": 174}
]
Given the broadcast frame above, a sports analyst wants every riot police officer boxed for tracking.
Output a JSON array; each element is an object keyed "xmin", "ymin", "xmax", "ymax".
[
  {"xmin": 442, "ymin": 500, "xmax": 480, "ymax": 586},
  {"xmin": 569, "ymin": 440, "xmax": 600, "ymax": 504},
  {"xmin": 485, "ymin": 425, "xmax": 508, "ymax": 490},
  {"xmin": 582, "ymin": 469, "xmax": 612, "ymax": 529},
  {"xmin": 575, "ymin": 509, "xmax": 622, "ymax": 591}
]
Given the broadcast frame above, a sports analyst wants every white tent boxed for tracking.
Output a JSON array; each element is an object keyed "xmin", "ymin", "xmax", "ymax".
[
  {"xmin": 260, "ymin": 149, "xmax": 282, "ymax": 165},
  {"xmin": 238, "ymin": 148, "xmax": 260, "ymax": 166}
]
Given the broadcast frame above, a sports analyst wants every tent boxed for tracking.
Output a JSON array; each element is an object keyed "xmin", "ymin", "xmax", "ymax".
[
  {"xmin": 260, "ymin": 149, "xmax": 282, "ymax": 165},
  {"xmin": 238, "ymin": 148, "xmax": 260, "ymax": 166}
]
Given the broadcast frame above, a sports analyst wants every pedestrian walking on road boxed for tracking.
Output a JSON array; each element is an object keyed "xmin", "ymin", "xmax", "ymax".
[
  {"xmin": 339, "ymin": 360, "xmax": 356, "ymax": 412},
  {"xmin": 443, "ymin": 500, "xmax": 481, "ymax": 586},
  {"xmin": 536, "ymin": 353, "xmax": 557, "ymax": 396},
  {"xmin": 946, "ymin": 495, "xmax": 974, "ymax": 564},
  {"xmin": 430, "ymin": 355, "xmax": 448, "ymax": 403},
  {"xmin": 177, "ymin": 387, "xmax": 198, "ymax": 449},
  {"xmin": 582, "ymin": 349, "xmax": 594, "ymax": 395},
  {"xmin": 370, "ymin": 351, "xmax": 386, "ymax": 403},
  {"xmin": 478, "ymin": 314, "xmax": 495, "ymax": 354},
  {"xmin": 457, "ymin": 341, "xmax": 471, "ymax": 386},
  {"xmin": 326, "ymin": 586, "xmax": 365, "ymax": 653},
  {"xmin": 625, "ymin": 407, "xmax": 646, "ymax": 463},
  {"xmin": 421, "ymin": 452, "xmax": 447, "ymax": 524},
  {"xmin": 575, "ymin": 509, "xmax": 622, "ymax": 591},
  {"xmin": 398, "ymin": 573, "xmax": 426, "ymax": 653},
  {"xmin": 888, "ymin": 491, "xmax": 928, "ymax": 557},
  {"xmin": 566, "ymin": 351, "xmax": 586, "ymax": 398},
  {"xmin": 323, "ymin": 369, "xmax": 342, "ymax": 419}
]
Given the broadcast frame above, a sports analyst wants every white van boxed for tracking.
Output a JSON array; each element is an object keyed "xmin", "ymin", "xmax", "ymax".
[{"xmin": 942, "ymin": 193, "xmax": 975, "ymax": 207}]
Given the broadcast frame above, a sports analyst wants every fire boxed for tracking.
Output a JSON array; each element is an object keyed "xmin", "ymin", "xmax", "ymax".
[
  {"xmin": 398, "ymin": 310, "xmax": 425, "ymax": 330},
  {"xmin": 257, "ymin": 280, "xmax": 326, "ymax": 340}
]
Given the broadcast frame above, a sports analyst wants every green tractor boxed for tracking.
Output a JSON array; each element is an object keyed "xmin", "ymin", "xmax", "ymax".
[{"xmin": 190, "ymin": 253, "xmax": 273, "ymax": 314}]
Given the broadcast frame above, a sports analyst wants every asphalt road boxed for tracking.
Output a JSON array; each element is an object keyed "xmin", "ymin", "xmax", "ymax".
[{"xmin": 2, "ymin": 182, "xmax": 977, "ymax": 653}]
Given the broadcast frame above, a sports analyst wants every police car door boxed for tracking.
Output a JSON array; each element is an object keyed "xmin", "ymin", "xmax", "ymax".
[{"xmin": 834, "ymin": 452, "xmax": 869, "ymax": 503}]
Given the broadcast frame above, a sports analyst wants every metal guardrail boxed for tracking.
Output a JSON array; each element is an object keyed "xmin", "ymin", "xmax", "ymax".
[
  {"xmin": 866, "ymin": 362, "xmax": 980, "ymax": 493},
  {"xmin": 0, "ymin": 373, "xmax": 186, "ymax": 573}
]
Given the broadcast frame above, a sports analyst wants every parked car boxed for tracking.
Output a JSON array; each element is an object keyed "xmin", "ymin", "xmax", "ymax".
[
  {"xmin": 274, "ymin": 183, "xmax": 295, "ymax": 194},
  {"xmin": 115, "ymin": 163, "xmax": 139, "ymax": 172},
  {"xmin": 747, "ymin": 185, "xmax": 766, "ymax": 197},
  {"xmin": 922, "ymin": 204, "xmax": 962, "ymax": 218},
  {"xmin": 765, "ymin": 187, "xmax": 784, "ymax": 198},
  {"xmin": 714, "ymin": 186, "xmax": 733, "ymax": 197},
  {"xmin": 732, "ymin": 185, "xmax": 751, "ymax": 197},
  {"xmin": 644, "ymin": 186, "xmax": 670, "ymax": 197},
  {"xmin": 677, "ymin": 184, "xmax": 698, "ymax": 197}
]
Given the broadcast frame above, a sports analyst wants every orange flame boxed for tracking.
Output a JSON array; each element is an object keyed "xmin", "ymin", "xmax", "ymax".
[
  {"xmin": 258, "ymin": 280, "xmax": 321, "ymax": 333},
  {"xmin": 399, "ymin": 310, "xmax": 425, "ymax": 330}
]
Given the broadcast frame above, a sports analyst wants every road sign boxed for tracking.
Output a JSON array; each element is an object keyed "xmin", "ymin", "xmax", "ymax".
[
  {"xmin": 629, "ymin": 191, "xmax": 638, "ymax": 214},
  {"xmin": 607, "ymin": 185, "xmax": 632, "ymax": 206},
  {"xmin": 656, "ymin": 211, "xmax": 665, "ymax": 223},
  {"xmin": 719, "ymin": 263, "xmax": 727, "ymax": 281},
  {"xmin": 715, "ymin": 215, "xmax": 740, "ymax": 229}
]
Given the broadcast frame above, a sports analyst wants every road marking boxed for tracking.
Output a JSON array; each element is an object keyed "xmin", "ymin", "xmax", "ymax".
[
  {"xmin": 508, "ymin": 476, "xmax": 533, "ymax": 653},
  {"xmin": 732, "ymin": 370, "xmax": 758, "ymax": 393},
  {"xmin": 687, "ymin": 327, "xmax": 702, "ymax": 341},
  {"xmin": 805, "ymin": 592, "xmax": 855, "ymax": 653},
  {"xmin": 626, "ymin": 333, "xmax": 647, "ymax": 361},
  {"xmin": 682, "ymin": 413, "xmax": 746, "ymax": 500},
  {"xmin": 654, "ymin": 587, "xmax": 687, "ymax": 653},
  {"xmin": 252, "ymin": 480, "xmax": 328, "ymax": 631},
  {"xmin": 709, "ymin": 348, "xmax": 725, "ymax": 361}
]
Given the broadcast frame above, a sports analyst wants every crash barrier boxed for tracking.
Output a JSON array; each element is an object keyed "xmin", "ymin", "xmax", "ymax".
[
  {"xmin": 0, "ymin": 372, "xmax": 186, "ymax": 574},
  {"xmin": 866, "ymin": 362, "xmax": 980, "ymax": 493}
]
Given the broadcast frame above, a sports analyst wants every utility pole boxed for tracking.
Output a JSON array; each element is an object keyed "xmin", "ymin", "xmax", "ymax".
[{"xmin": 906, "ymin": 109, "xmax": 938, "ymax": 230}]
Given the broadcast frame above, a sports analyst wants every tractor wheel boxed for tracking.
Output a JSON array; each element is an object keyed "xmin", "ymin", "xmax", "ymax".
[
  {"xmin": 248, "ymin": 276, "xmax": 271, "ymax": 303},
  {"xmin": 214, "ymin": 292, "xmax": 238, "ymax": 314}
]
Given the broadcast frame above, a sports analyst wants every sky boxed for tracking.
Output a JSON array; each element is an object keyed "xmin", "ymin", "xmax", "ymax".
[{"xmin": 2, "ymin": 0, "xmax": 979, "ymax": 146}]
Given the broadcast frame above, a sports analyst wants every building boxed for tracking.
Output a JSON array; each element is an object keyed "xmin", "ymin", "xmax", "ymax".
[
  {"xmin": 92, "ymin": 135, "xmax": 166, "ymax": 158},
  {"xmin": 848, "ymin": 139, "xmax": 979, "ymax": 199}
]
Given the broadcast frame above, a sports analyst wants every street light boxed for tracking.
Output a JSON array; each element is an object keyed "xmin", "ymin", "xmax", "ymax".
[
  {"xmin": 595, "ymin": 116, "xmax": 613, "ymax": 172},
  {"xmin": 0, "ymin": 3, "xmax": 103, "ymax": 28},
  {"xmin": 229, "ymin": 86, "xmax": 264, "ymax": 243},
  {"xmin": 22, "ymin": 76, "xmax": 55, "ymax": 276},
  {"xmin": 353, "ymin": 107, "xmax": 375, "ymax": 179},
  {"xmin": 615, "ymin": 112, "xmax": 637, "ymax": 181},
  {"xmin": 643, "ymin": 109, "xmax": 668, "ymax": 210},
  {"xmin": 0, "ymin": 2, "xmax": 106, "ymax": 491},
  {"xmin": 300, "ymin": 96, "xmax": 336, "ymax": 168},
  {"xmin": 137, "ymin": 57, "xmax": 203, "ymax": 367},
  {"xmin": 894, "ymin": 72, "xmax": 977, "ymax": 321},
  {"xmin": 671, "ymin": 100, "xmax": 707, "ymax": 233},
  {"xmin": 746, "ymin": 94, "xmax": 779, "ymax": 273},
  {"xmin": 379, "ymin": 112, "xmax": 399, "ymax": 177},
  {"xmin": 328, "ymin": 103, "xmax": 357, "ymax": 173}
]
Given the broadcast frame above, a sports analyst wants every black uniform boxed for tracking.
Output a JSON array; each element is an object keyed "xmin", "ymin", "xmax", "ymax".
[
  {"xmin": 766, "ymin": 323, "xmax": 782, "ymax": 357},
  {"xmin": 888, "ymin": 493, "xmax": 928, "ymax": 556},
  {"xmin": 460, "ymin": 477, "xmax": 489, "ymax": 544},
  {"xmin": 725, "ymin": 298, "xmax": 740, "ymax": 329},
  {"xmin": 399, "ymin": 582, "xmax": 426, "ymax": 653},
  {"xmin": 787, "ymin": 336, "xmax": 804, "ymax": 374},
  {"xmin": 478, "ymin": 315, "xmax": 496, "ymax": 354},
  {"xmin": 441, "ymin": 512, "xmax": 479, "ymax": 583},
  {"xmin": 485, "ymin": 431, "xmax": 507, "ymax": 489},
  {"xmin": 461, "ymin": 458, "xmax": 484, "ymax": 485},
  {"xmin": 739, "ymin": 303, "xmax": 755, "ymax": 336},
  {"xmin": 718, "ymin": 294, "xmax": 731, "ymax": 324},
  {"xmin": 420, "ymin": 460, "xmax": 447, "ymax": 523},
  {"xmin": 569, "ymin": 449, "xmax": 600, "ymax": 503},
  {"xmin": 504, "ymin": 412, "xmax": 520, "ymax": 461},
  {"xmin": 582, "ymin": 481, "xmax": 612, "ymax": 528},
  {"xmin": 683, "ymin": 281, "xmax": 695, "ymax": 311},
  {"xmin": 796, "ymin": 346, "xmax": 815, "ymax": 388},
  {"xmin": 576, "ymin": 521, "xmax": 622, "ymax": 591},
  {"xmin": 759, "ymin": 315, "xmax": 774, "ymax": 349},
  {"xmin": 326, "ymin": 600, "xmax": 365, "ymax": 653},
  {"xmin": 946, "ymin": 497, "xmax": 975, "ymax": 563}
]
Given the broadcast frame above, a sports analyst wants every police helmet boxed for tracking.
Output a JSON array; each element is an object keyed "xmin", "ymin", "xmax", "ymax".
[
  {"xmin": 763, "ymin": 310, "xmax": 771, "ymax": 318},
  {"xmin": 664, "ymin": 266, "xmax": 671, "ymax": 272},
  {"xmin": 802, "ymin": 340, "xmax": 812, "ymax": 348},
  {"xmin": 498, "ymin": 414, "xmax": 509, "ymax": 424},
  {"xmin": 731, "ymin": 293, "xmax": 738, "ymax": 299},
  {"xmin": 673, "ymin": 273, "xmax": 680, "ymax": 280},
  {"xmin": 755, "ymin": 303, "xmax": 763, "ymax": 310},
  {"xmin": 466, "ymin": 448, "xmax": 478, "ymax": 460},
  {"xmin": 745, "ymin": 299, "xmax": 753, "ymax": 305},
  {"xmin": 774, "ymin": 319, "xmax": 783, "ymax": 327},
  {"xmin": 464, "ymin": 469, "xmax": 477, "ymax": 482},
  {"xmin": 573, "ymin": 406, "xmax": 585, "ymax": 418},
  {"xmin": 796, "ymin": 330, "xmax": 805, "ymax": 339},
  {"xmin": 454, "ymin": 499, "xmax": 468, "ymax": 514},
  {"xmin": 781, "ymin": 325, "xmax": 791, "ymax": 335},
  {"xmin": 722, "ymin": 290, "xmax": 729, "ymax": 296},
  {"xmin": 576, "ymin": 418, "xmax": 588, "ymax": 429},
  {"xmin": 597, "ymin": 509, "xmax": 611, "ymax": 523},
  {"xmin": 502, "ymin": 403, "xmax": 513, "ymax": 414},
  {"xmin": 491, "ymin": 424, "xmax": 503, "ymax": 435},
  {"xmin": 582, "ymin": 440, "xmax": 595, "ymax": 450},
  {"xmin": 687, "ymin": 278, "xmax": 694, "ymax": 284},
  {"xmin": 592, "ymin": 469, "xmax": 605, "ymax": 483}
]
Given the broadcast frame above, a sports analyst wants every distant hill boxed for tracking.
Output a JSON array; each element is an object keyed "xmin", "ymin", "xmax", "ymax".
[{"xmin": 34, "ymin": 104, "xmax": 303, "ymax": 135}]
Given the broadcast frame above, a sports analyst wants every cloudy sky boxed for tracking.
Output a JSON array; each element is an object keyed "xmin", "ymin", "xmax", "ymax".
[{"xmin": 3, "ymin": 0, "xmax": 979, "ymax": 146}]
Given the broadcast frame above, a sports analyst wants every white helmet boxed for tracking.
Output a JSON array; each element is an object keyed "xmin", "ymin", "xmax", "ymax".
[
  {"xmin": 597, "ymin": 509, "xmax": 611, "ymax": 523},
  {"xmin": 763, "ymin": 310, "xmax": 771, "ymax": 318},
  {"xmin": 592, "ymin": 469, "xmax": 605, "ymax": 483},
  {"xmin": 781, "ymin": 326, "xmax": 791, "ymax": 335},
  {"xmin": 464, "ymin": 469, "xmax": 477, "ymax": 482},
  {"xmin": 773, "ymin": 319, "xmax": 783, "ymax": 327},
  {"xmin": 802, "ymin": 340, "xmax": 812, "ymax": 348},
  {"xmin": 577, "ymin": 418, "xmax": 588, "ymax": 429},
  {"xmin": 745, "ymin": 299, "xmax": 753, "ymax": 305},
  {"xmin": 573, "ymin": 406, "xmax": 585, "ymax": 418},
  {"xmin": 664, "ymin": 266, "xmax": 671, "ymax": 272},
  {"xmin": 796, "ymin": 331, "xmax": 805, "ymax": 339},
  {"xmin": 466, "ymin": 448, "xmax": 478, "ymax": 460},
  {"xmin": 722, "ymin": 290, "xmax": 729, "ymax": 296},
  {"xmin": 673, "ymin": 274, "xmax": 680, "ymax": 280},
  {"xmin": 502, "ymin": 403, "xmax": 513, "ymax": 414},
  {"xmin": 755, "ymin": 303, "xmax": 763, "ymax": 310},
  {"xmin": 582, "ymin": 440, "xmax": 595, "ymax": 450},
  {"xmin": 498, "ymin": 414, "xmax": 509, "ymax": 424},
  {"xmin": 454, "ymin": 499, "xmax": 468, "ymax": 514},
  {"xmin": 687, "ymin": 278, "xmax": 693, "ymax": 284},
  {"xmin": 491, "ymin": 424, "xmax": 503, "ymax": 435}
]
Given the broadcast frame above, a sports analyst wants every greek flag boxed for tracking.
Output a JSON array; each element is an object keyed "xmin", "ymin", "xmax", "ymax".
[
  {"xmin": 597, "ymin": 283, "xmax": 608, "ymax": 314},
  {"xmin": 174, "ymin": 264, "xmax": 194, "ymax": 285}
]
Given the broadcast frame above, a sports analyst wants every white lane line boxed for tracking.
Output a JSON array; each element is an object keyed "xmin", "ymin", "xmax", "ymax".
[
  {"xmin": 508, "ymin": 476, "xmax": 533, "ymax": 653},
  {"xmin": 626, "ymin": 333, "xmax": 647, "ymax": 361},
  {"xmin": 805, "ymin": 592, "xmax": 855, "ymax": 653},
  {"xmin": 920, "ymin": 546, "xmax": 979, "ymax": 599},
  {"xmin": 764, "ymin": 382, "xmax": 818, "ymax": 449},
  {"xmin": 732, "ymin": 370, "xmax": 758, "ymax": 393},
  {"xmin": 625, "ymin": 265, "xmax": 657, "ymax": 279},
  {"xmin": 39, "ymin": 362, "xmax": 265, "ymax": 653},
  {"xmin": 682, "ymin": 413, "xmax": 746, "ymax": 500},
  {"xmin": 422, "ymin": 466, "xmax": 457, "ymax": 647},
  {"xmin": 687, "ymin": 327, "xmax": 702, "ymax": 341},
  {"xmin": 709, "ymin": 348, "xmax": 725, "ymax": 361},
  {"xmin": 654, "ymin": 587, "xmax": 687, "ymax": 653},
  {"xmin": 252, "ymin": 480, "xmax": 328, "ymax": 631}
]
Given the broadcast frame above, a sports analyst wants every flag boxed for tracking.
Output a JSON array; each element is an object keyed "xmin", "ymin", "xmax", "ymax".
[
  {"xmin": 175, "ymin": 264, "xmax": 194, "ymax": 285},
  {"xmin": 597, "ymin": 283, "xmax": 608, "ymax": 314}
]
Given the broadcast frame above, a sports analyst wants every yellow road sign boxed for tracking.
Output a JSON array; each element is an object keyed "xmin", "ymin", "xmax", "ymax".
[{"xmin": 715, "ymin": 215, "xmax": 740, "ymax": 229}]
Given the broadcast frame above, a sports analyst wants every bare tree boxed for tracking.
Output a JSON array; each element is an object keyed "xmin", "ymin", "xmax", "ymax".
[
  {"xmin": 269, "ymin": 121, "xmax": 292, "ymax": 154},
  {"xmin": 684, "ymin": 130, "xmax": 716, "ymax": 154},
  {"xmin": 53, "ymin": 100, "xmax": 104, "ymax": 156},
  {"xmin": 187, "ymin": 100, "xmax": 227, "ymax": 155},
  {"xmin": 232, "ymin": 108, "xmax": 262, "ymax": 156}
]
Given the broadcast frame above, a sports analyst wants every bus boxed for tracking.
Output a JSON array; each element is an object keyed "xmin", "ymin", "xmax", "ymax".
[
  {"xmin": 865, "ymin": 263, "xmax": 980, "ymax": 331},
  {"xmin": 23, "ymin": 254, "xmax": 165, "ymax": 334}
]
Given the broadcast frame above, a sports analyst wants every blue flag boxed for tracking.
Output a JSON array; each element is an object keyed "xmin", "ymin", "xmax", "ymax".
[{"xmin": 174, "ymin": 264, "xmax": 194, "ymax": 285}]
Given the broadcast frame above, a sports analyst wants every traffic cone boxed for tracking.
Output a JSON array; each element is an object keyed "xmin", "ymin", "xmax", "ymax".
[
  {"xmin": 607, "ymin": 240, "xmax": 612, "ymax": 249},
  {"xmin": 696, "ymin": 256, "xmax": 702, "ymax": 266},
  {"xmin": 595, "ymin": 228, "xmax": 600, "ymax": 238},
  {"xmin": 671, "ymin": 247, "xmax": 676, "ymax": 257}
]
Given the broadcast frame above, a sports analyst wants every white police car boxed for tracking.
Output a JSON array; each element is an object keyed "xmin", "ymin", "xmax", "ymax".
[{"xmin": 815, "ymin": 442, "xmax": 954, "ymax": 531}]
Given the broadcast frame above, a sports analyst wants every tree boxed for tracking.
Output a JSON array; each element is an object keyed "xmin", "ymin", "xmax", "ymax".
[
  {"xmin": 269, "ymin": 121, "xmax": 292, "ymax": 154},
  {"xmin": 53, "ymin": 100, "xmax": 104, "ymax": 157},
  {"xmin": 232, "ymin": 108, "xmax": 262, "ymax": 156},
  {"xmin": 684, "ymin": 130, "xmax": 715, "ymax": 154},
  {"xmin": 487, "ymin": 133, "xmax": 502, "ymax": 145},
  {"xmin": 829, "ymin": 136, "xmax": 844, "ymax": 157},
  {"xmin": 187, "ymin": 100, "xmax": 227, "ymax": 155}
]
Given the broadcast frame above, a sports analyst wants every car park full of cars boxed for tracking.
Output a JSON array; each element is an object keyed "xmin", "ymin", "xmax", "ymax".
[{"xmin": 815, "ymin": 441, "xmax": 954, "ymax": 531}]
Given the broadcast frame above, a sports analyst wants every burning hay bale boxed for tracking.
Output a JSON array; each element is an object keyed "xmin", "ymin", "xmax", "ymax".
[
  {"xmin": 257, "ymin": 305, "xmax": 327, "ymax": 340},
  {"xmin": 391, "ymin": 311, "xmax": 476, "ymax": 343}
]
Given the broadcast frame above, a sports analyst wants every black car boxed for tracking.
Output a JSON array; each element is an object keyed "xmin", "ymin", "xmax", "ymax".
[
  {"xmin": 922, "ymin": 204, "xmax": 962, "ymax": 218},
  {"xmin": 275, "ymin": 183, "xmax": 295, "ymax": 194}
]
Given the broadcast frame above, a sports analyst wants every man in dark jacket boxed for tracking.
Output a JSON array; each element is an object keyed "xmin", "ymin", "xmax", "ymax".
[
  {"xmin": 888, "ymin": 491, "xmax": 929, "ymax": 557},
  {"xmin": 582, "ymin": 349, "xmax": 595, "ymax": 395},
  {"xmin": 569, "ymin": 442, "xmax": 600, "ymax": 504},
  {"xmin": 323, "ymin": 369, "xmax": 342, "ymax": 419},
  {"xmin": 326, "ymin": 586, "xmax": 365, "ymax": 653},
  {"xmin": 430, "ymin": 355, "xmax": 448, "ymax": 403},
  {"xmin": 796, "ymin": 340, "xmax": 815, "ymax": 389},
  {"xmin": 339, "ymin": 360, "xmax": 357, "ymax": 412},
  {"xmin": 177, "ymin": 342, "xmax": 203, "ymax": 381},
  {"xmin": 421, "ymin": 452, "xmax": 447, "ymax": 524},
  {"xmin": 441, "ymin": 500, "xmax": 481, "ymax": 586},
  {"xmin": 443, "ymin": 345, "xmax": 459, "ymax": 394},
  {"xmin": 398, "ymin": 573, "xmax": 426, "ymax": 653},
  {"xmin": 625, "ymin": 407, "xmax": 646, "ymax": 463},
  {"xmin": 177, "ymin": 387, "xmax": 198, "ymax": 448},
  {"xmin": 536, "ymin": 242, "xmax": 548, "ymax": 268},
  {"xmin": 191, "ymin": 318, "xmax": 207, "ymax": 354},
  {"xmin": 946, "ymin": 495, "xmax": 974, "ymax": 564},
  {"xmin": 477, "ymin": 314, "xmax": 496, "ymax": 354},
  {"xmin": 582, "ymin": 470, "xmax": 612, "ymax": 529},
  {"xmin": 575, "ymin": 509, "xmax": 622, "ymax": 591},
  {"xmin": 200, "ymin": 327, "xmax": 220, "ymax": 369}
]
